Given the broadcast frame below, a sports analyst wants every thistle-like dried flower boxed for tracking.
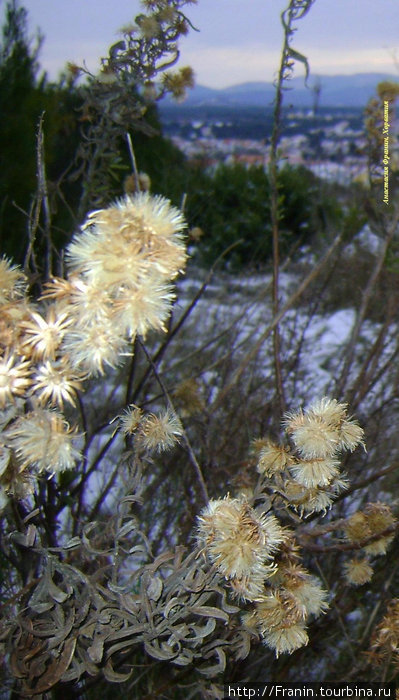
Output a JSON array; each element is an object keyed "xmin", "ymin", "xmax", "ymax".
[
  {"xmin": 364, "ymin": 502, "xmax": 395, "ymax": 533},
  {"xmin": 344, "ymin": 512, "xmax": 371, "ymax": 543},
  {"xmin": 306, "ymin": 397, "xmax": 348, "ymax": 426},
  {"xmin": 342, "ymin": 506, "xmax": 395, "ymax": 555},
  {"xmin": 363, "ymin": 503, "xmax": 396, "ymax": 556},
  {"xmin": 61, "ymin": 320, "xmax": 127, "ymax": 376},
  {"xmin": 275, "ymin": 533, "xmax": 302, "ymax": 565},
  {"xmin": 228, "ymin": 570, "xmax": 270, "ymax": 602},
  {"xmin": 284, "ymin": 398, "xmax": 364, "ymax": 459},
  {"xmin": 20, "ymin": 307, "xmax": 73, "ymax": 360},
  {"xmin": 117, "ymin": 405, "xmax": 143, "ymax": 435},
  {"xmin": 343, "ymin": 557, "xmax": 373, "ymax": 586},
  {"xmin": 161, "ymin": 66, "xmax": 195, "ymax": 100},
  {"xmin": 0, "ymin": 300, "xmax": 31, "ymax": 351},
  {"xmin": 42, "ymin": 277, "xmax": 111, "ymax": 325},
  {"xmin": 111, "ymin": 277, "xmax": 176, "ymax": 338},
  {"xmin": 364, "ymin": 537, "xmax": 394, "ymax": 556},
  {"xmin": 339, "ymin": 418, "xmax": 365, "ymax": 452},
  {"xmin": 0, "ymin": 257, "xmax": 26, "ymax": 303},
  {"xmin": 137, "ymin": 13, "xmax": 161, "ymax": 39},
  {"xmin": 197, "ymin": 497, "xmax": 286, "ymax": 583},
  {"xmin": 289, "ymin": 457, "xmax": 340, "ymax": 489},
  {"xmin": 285, "ymin": 411, "xmax": 340, "ymax": 459},
  {"xmin": 256, "ymin": 441, "xmax": 293, "ymax": 477},
  {"xmin": 262, "ymin": 623, "xmax": 309, "ymax": 657},
  {"xmin": 32, "ymin": 358, "xmax": 83, "ymax": 408},
  {"xmin": 252, "ymin": 590, "xmax": 306, "ymax": 633},
  {"xmin": 136, "ymin": 408, "xmax": 183, "ymax": 452},
  {"xmin": 67, "ymin": 193, "xmax": 187, "ymax": 287},
  {"xmin": 0, "ymin": 353, "xmax": 32, "ymax": 408},
  {"xmin": 5, "ymin": 408, "xmax": 81, "ymax": 474},
  {"xmin": 124, "ymin": 172, "xmax": 151, "ymax": 194},
  {"xmin": 277, "ymin": 563, "xmax": 328, "ymax": 617},
  {"xmin": 369, "ymin": 599, "xmax": 399, "ymax": 656},
  {"xmin": 172, "ymin": 378, "xmax": 205, "ymax": 416},
  {"xmin": 0, "ymin": 443, "xmax": 11, "ymax": 477},
  {"xmin": 283, "ymin": 479, "xmax": 335, "ymax": 515},
  {"xmin": 189, "ymin": 226, "xmax": 204, "ymax": 242}
]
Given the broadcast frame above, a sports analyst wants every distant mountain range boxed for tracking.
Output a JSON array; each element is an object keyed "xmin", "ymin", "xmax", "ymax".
[{"xmin": 161, "ymin": 73, "xmax": 398, "ymax": 109}]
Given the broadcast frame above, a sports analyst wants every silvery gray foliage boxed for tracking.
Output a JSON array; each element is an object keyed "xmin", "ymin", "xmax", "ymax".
[{"xmin": 3, "ymin": 455, "xmax": 252, "ymax": 696}]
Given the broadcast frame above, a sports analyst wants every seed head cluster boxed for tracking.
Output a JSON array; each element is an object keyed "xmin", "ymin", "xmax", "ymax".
[
  {"xmin": 341, "ymin": 502, "xmax": 396, "ymax": 584},
  {"xmin": 197, "ymin": 398, "xmax": 367, "ymax": 657},
  {"xmin": 46, "ymin": 192, "xmax": 187, "ymax": 375},
  {"xmin": 256, "ymin": 398, "xmax": 365, "ymax": 516},
  {"xmin": 0, "ymin": 193, "xmax": 187, "ymax": 508}
]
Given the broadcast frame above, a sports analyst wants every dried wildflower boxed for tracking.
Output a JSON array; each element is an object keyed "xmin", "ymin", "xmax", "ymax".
[
  {"xmin": 43, "ymin": 277, "xmax": 111, "ymax": 324},
  {"xmin": 256, "ymin": 441, "xmax": 293, "ymax": 477},
  {"xmin": 284, "ymin": 398, "xmax": 364, "ymax": 459},
  {"xmin": 0, "ymin": 485, "xmax": 8, "ymax": 512},
  {"xmin": 343, "ymin": 557, "xmax": 373, "ymax": 586},
  {"xmin": 62, "ymin": 320, "xmax": 127, "ymax": 376},
  {"xmin": 161, "ymin": 66, "xmax": 195, "ymax": 99},
  {"xmin": 111, "ymin": 278, "xmax": 176, "ymax": 338},
  {"xmin": 157, "ymin": 5, "xmax": 178, "ymax": 23},
  {"xmin": 172, "ymin": 378, "xmax": 205, "ymax": 416},
  {"xmin": 283, "ymin": 408, "xmax": 305, "ymax": 433},
  {"xmin": 0, "ymin": 403, "xmax": 20, "ymax": 430},
  {"xmin": 0, "ymin": 443, "xmax": 10, "ymax": 477},
  {"xmin": 307, "ymin": 397, "xmax": 348, "ymax": 426},
  {"xmin": 344, "ymin": 512, "xmax": 371, "ymax": 543},
  {"xmin": 32, "ymin": 359, "xmax": 82, "ymax": 408},
  {"xmin": 283, "ymin": 480, "xmax": 335, "ymax": 515},
  {"xmin": 0, "ymin": 257, "xmax": 26, "ymax": 303},
  {"xmin": 197, "ymin": 497, "xmax": 286, "ymax": 581},
  {"xmin": 276, "ymin": 533, "xmax": 302, "ymax": 565},
  {"xmin": 0, "ymin": 299, "xmax": 35, "ymax": 353},
  {"xmin": 5, "ymin": 408, "xmax": 81, "ymax": 474},
  {"xmin": 20, "ymin": 307, "xmax": 72, "ymax": 360},
  {"xmin": 364, "ymin": 536, "xmax": 394, "ymax": 557},
  {"xmin": 300, "ymin": 488, "xmax": 335, "ymax": 515},
  {"xmin": 67, "ymin": 193, "xmax": 187, "ymax": 285},
  {"xmin": 253, "ymin": 590, "xmax": 306, "ymax": 633},
  {"xmin": 286, "ymin": 414, "xmax": 340, "ymax": 459},
  {"xmin": 293, "ymin": 578, "xmax": 328, "ymax": 617},
  {"xmin": 0, "ymin": 303, "xmax": 24, "ymax": 350},
  {"xmin": 189, "ymin": 226, "xmax": 204, "ymax": 242},
  {"xmin": 328, "ymin": 475, "xmax": 349, "ymax": 494},
  {"xmin": 118, "ymin": 405, "xmax": 143, "ymax": 435},
  {"xmin": 289, "ymin": 457, "xmax": 340, "ymax": 489},
  {"xmin": 344, "ymin": 504, "xmax": 395, "ymax": 554},
  {"xmin": 228, "ymin": 569, "xmax": 271, "ymax": 603},
  {"xmin": 137, "ymin": 14, "xmax": 161, "ymax": 39},
  {"xmin": 0, "ymin": 353, "xmax": 32, "ymax": 408},
  {"xmin": 136, "ymin": 409, "xmax": 183, "ymax": 452},
  {"xmin": 362, "ymin": 503, "xmax": 396, "ymax": 555},
  {"xmin": 277, "ymin": 564, "xmax": 328, "ymax": 617},
  {"xmin": 263, "ymin": 623, "xmax": 309, "ymax": 657},
  {"xmin": 339, "ymin": 419, "xmax": 365, "ymax": 452},
  {"xmin": 124, "ymin": 172, "xmax": 151, "ymax": 194},
  {"xmin": 369, "ymin": 599, "xmax": 399, "ymax": 655},
  {"xmin": 364, "ymin": 502, "xmax": 396, "ymax": 532}
]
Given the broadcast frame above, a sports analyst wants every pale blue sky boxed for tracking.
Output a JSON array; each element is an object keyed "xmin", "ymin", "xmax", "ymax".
[{"xmin": 3, "ymin": 0, "xmax": 399, "ymax": 87}]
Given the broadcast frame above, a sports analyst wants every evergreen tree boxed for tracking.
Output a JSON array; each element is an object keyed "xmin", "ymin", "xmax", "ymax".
[{"xmin": 0, "ymin": 0, "xmax": 45, "ymax": 259}]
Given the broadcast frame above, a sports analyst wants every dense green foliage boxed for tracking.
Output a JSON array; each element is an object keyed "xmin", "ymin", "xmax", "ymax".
[
  {"xmin": 184, "ymin": 162, "xmax": 348, "ymax": 268},
  {"xmin": 0, "ymin": 1, "xmax": 83, "ymax": 261}
]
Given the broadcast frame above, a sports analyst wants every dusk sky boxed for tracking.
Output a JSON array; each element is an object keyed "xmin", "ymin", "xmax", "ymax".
[{"xmin": 5, "ymin": 0, "xmax": 399, "ymax": 88}]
